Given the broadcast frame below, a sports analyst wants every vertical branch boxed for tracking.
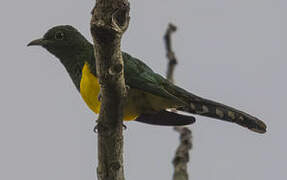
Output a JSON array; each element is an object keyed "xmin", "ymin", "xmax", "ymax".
[
  {"xmin": 90, "ymin": 1, "xmax": 130, "ymax": 180},
  {"xmin": 164, "ymin": 23, "xmax": 193, "ymax": 180},
  {"xmin": 172, "ymin": 127, "xmax": 192, "ymax": 180},
  {"xmin": 164, "ymin": 23, "xmax": 177, "ymax": 83}
]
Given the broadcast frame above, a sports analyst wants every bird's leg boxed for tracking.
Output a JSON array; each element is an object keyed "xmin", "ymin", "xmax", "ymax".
[
  {"xmin": 93, "ymin": 120, "xmax": 127, "ymax": 133},
  {"xmin": 94, "ymin": 86, "xmax": 129, "ymax": 133}
]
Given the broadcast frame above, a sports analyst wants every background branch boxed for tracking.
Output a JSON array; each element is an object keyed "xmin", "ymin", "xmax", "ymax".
[
  {"xmin": 90, "ymin": 1, "xmax": 130, "ymax": 180},
  {"xmin": 164, "ymin": 23, "xmax": 193, "ymax": 180},
  {"xmin": 164, "ymin": 23, "xmax": 177, "ymax": 83}
]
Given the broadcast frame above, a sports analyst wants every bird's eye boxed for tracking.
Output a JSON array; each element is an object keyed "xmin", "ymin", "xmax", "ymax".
[{"xmin": 55, "ymin": 31, "xmax": 64, "ymax": 40}]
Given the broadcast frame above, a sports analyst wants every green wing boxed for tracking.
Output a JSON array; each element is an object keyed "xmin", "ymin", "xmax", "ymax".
[{"xmin": 122, "ymin": 52, "xmax": 186, "ymax": 105}]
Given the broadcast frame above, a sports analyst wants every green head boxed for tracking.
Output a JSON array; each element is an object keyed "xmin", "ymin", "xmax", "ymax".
[
  {"xmin": 28, "ymin": 25, "xmax": 93, "ymax": 63},
  {"xmin": 28, "ymin": 25, "xmax": 95, "ymax": 90}
]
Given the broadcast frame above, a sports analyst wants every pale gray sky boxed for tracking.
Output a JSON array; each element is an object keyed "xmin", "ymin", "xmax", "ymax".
[{"xmin": 0, "ymin": 0, "xmax": 285, "ymax": 179}]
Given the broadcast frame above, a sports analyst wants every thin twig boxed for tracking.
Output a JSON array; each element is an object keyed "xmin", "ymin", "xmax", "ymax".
[
  {"xmin": 90, "ymin": 1, "xmax": 130, "ymax": 180},
  {"xmin": 164, "ymin": 23, "xmax": 192, "ymax": 180}
]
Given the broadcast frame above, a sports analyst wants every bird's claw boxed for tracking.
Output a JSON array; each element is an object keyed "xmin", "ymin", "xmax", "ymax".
[
  {"xmin": 93, "ymin": 124, "xmax": 99, "ymax": 133},
  {"xmin": 122, "ymin": 123, "xmax": 127, "ymax": 130},
  {"xmin": 93, "ymin": 123, "xmax": 127, "ymax": 133}
]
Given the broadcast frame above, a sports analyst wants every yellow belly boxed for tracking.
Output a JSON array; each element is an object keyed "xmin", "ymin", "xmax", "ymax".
[{"xmin": 79, "ymin": 63, "xmax": 176, "ymax": 121}]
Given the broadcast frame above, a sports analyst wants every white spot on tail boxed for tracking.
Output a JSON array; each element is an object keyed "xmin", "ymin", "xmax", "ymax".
[
  {"xmin": 228, "ymin": 111, "xmax": 235, "ymax": 120},
  {"xmin": 197, "ymin": 105, "xmax": 209, "ymax": 114},
  {"xmin": 190, "ymin": 103, "xmax": 196, "ymax": 110},
  {"xmin": 216, "ymin": 109, "xmax": 224, "ymax": 118}
]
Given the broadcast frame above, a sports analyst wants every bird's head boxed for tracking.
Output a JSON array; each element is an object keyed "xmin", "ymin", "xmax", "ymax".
[{"xmin": 28, "ymin": 25, "xmax": 92, "ymax": 64}]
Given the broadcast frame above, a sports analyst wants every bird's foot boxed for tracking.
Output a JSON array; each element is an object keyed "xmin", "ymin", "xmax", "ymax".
[
  {"xmin": 93, "ymin": 122, "xmax": 127, "ymax": 133},
  {"xmin": 122, "ymin": 123, "xmax": 127, "ymax": 130}
]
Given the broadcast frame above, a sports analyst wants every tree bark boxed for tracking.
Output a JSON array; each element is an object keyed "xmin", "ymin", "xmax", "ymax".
[{"xmin": 90, "ymin": 1, "xmax": 130, "ymax": 180}]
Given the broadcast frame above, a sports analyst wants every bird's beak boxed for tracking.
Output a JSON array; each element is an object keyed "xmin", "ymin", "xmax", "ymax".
[{"xmin": 27, "ymin": 38, "xmax": 45, "ymax": 46}]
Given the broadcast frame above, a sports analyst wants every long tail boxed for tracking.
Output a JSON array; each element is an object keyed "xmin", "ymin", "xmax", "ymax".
[
  {"xmin": 178, "ymin": 96, "xmax": 266, "ymax": 133},
  {"xmin": 164, "ymin": 84, "xmax": 267, "ymax": 133}
]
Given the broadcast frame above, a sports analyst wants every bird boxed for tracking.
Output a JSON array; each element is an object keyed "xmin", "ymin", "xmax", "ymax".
[{"xmin": 28, "ymin": 25, "xmax": 266, "ymax": 133}]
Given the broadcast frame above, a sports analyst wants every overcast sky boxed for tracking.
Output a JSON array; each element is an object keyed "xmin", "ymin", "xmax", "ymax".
[{"xmin": 0, "ymin": 0, "xmax": 285, "ymax": 179}]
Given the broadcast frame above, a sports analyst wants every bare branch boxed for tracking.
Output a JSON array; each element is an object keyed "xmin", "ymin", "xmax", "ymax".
[
  {"xmin": 90, "ymin": 1, "xmax": 130, "ymax": 180},
  {"xmin": 172, "ymin": 127, "xmax": 192, "ymax": 180},
  {"xmin": 164, "ymin": 23, "xmax": 178, "ymax": 83},
  {"xmin": 164, "ymin": 23, "xmax": 192, "ymax": 180}
]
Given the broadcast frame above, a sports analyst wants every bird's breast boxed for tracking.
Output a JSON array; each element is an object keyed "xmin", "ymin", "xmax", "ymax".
[
  {"xmin": 80, "ymin": 63, "xmax": 101, "ymax": 114},
  {"xmin": 79, "ymin": 63, "xmax": 142, "ymax": 121}
]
